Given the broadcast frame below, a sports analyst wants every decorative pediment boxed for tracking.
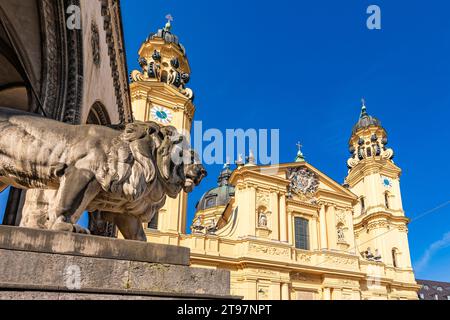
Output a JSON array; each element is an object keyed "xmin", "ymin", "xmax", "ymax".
[{"xmin": 230, "ymin": 162, "xmax": 358, "ymax": 204}]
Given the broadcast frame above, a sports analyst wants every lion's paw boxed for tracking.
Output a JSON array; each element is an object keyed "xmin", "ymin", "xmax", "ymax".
[
  {"xmin": 73, "ymin": 224, "xmax": 91, "ymax": 235},
  {"xmin": 51, "ymin": 218, "xmax": 91, "ymax": 235},
  {"xmin": 51, "ymin": 220, "xmax": 74, "ymax": 233}
]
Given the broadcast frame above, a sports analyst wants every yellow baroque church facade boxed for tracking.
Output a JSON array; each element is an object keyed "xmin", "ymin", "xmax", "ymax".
[{"xmin": 128, "ymin": 20, "xmax": 420, "ymax": 300}]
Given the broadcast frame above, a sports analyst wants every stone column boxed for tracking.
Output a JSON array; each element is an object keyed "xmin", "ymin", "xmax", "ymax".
[
  {"xmin": 319, "ymin": 204, "xmax": 327, "ymax": 250},
  {"xmin": 323, "ymin": 287, "xmax": 331, "ymax": 300},
  {"xmin": 400, "ymin": 229, "xmax": 413, "ymax": 268},
  {"xmin": 287, "ymin": 210, "xmax": 293, "ymax": 245},
  {"xmin": 346, "ymin": 209, "xmax": 356, "ymax": 254},
  {"xmin": 270, "ymin": 191, "xmax": 279, "ymax": 240},
  {"xmin": 247, "ymin": 281, "xmax": 257, "ymax": 300},
  {"xmin": 270, "ymin": 283, "xmax": 281, "ymax": 300},
  {"xmin": 332, "ymin": 288, "xmax": 342, "ymax": 300},
  {"xmin": 281, "ymin": 283, "xmax": 290, "ymax": 300},
  {"xmin": 279, "ymin": 194, "xmax": 287, "ymax": 242},
  {"xmin": 326, "ymin": 205, "xmax": 337, "ymax": 250},
  {"xmin": 310, "ymin": 217, "xmax": 318, "ymax": 251},
  {"xmin": 316, "ymin": 217, "xmax": 321, "ymax": 249},
  {"xmin": 248, "ymin": 186, "xmax": 257, "ymax": 237}
]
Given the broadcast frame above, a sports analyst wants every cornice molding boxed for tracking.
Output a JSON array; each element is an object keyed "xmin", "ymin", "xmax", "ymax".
[
  {"xmin": 346, "ymin": 158, "xmax": 401, "ymax": 187},
  {"xmin": 353, "ymin": 211, "xmax": 410, "ymax": 230}
]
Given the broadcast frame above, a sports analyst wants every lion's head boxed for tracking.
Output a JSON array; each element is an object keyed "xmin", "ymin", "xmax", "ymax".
[
  {"xmin": 104, "ymin": 121, "xmax": 206, "ymax": 200},
  {"xmin": 156, "ymin": 125, "xmax": 207, "ymax": 197},
  {"xmin": 183, "ymin": 149, "xmax": 207, "ymax": 193}
]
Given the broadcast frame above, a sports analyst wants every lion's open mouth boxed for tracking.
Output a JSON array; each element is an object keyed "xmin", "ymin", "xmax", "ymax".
[{"xmin": 183, "ymin": 178, "xmax": 195, "ymax": 193}]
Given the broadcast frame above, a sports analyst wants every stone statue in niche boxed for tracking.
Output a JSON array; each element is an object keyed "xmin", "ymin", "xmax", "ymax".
[
  {"xmin": 337, "ymin": 226, "xmax": 345, "ymax": 242},
  {"xmin": 0, "ymin": 107, "xmax": 206, "ymax": 241},
  {"xmin": 191, "ymin": 215, "xmax": 205, "ymax": 234},
  {"xmin": 258, "ymin": 210, "xmax": 268, "ymax": 228},
  {"xmin": 373, "ymin": 249, "xmax": 382, "ymax": 261},
  {"xmin": 365, "ymin": 247, "xmax": 374, "ymax": 260},
  {"xmin": 362, "ymin": 247, "xmax": 382, "ymax": 262},
  {"xmin": 206, "ymin": 219, "xmax": 217, "ymax": 235}
]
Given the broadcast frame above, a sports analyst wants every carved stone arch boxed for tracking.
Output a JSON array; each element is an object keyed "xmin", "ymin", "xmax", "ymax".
[
  {"xmin": 38, "ymin": 0, "xmax": 84, "ymax": 123},
  {"xmin": 0, "ymin": 0, "xmax": 85, "ymax": 114},
  {"xmin": 0, "ymin": 6, "xmax": 35, "ymax": 112},
  {"xmin": 257, "ymin": 205, "xmax": 268, "ymax": 213},
  {"xmin": 86, "ymin": 101, "xmax": 111, "ymax": 125}
]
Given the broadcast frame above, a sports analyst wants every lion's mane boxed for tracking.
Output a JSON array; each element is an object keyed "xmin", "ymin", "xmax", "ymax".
[{"xmin": 97, "ymin": 122, "xmax": 162, "ymax": 201}]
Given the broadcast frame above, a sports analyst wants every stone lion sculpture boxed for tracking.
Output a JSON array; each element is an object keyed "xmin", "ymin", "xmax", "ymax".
[{"xmin": 0, "ymin": 107, "xmax": 206, "ymax": 241}]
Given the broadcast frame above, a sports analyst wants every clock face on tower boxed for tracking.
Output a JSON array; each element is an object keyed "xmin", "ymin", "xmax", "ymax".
[
  {"xmin": 150, "ymin": 106, "xmax": 173, "ymax": 124},
  {"xmin": 381, "ymin": 176, "xmax": 393, "ymax": 188}
]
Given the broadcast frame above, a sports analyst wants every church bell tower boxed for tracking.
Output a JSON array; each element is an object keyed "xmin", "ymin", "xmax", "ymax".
[
  {"xmin": 129, "ymin": 16, "xmax": 195, "ymax": 236},
  {"xmin": 344, "ymin": 100, "xmax": 414, "ymax": 274}
]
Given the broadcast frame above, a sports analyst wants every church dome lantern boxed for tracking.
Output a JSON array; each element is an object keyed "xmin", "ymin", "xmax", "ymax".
[{"xmin": 351, "ymin": 102, "xmax": 383, "ymax": 134}]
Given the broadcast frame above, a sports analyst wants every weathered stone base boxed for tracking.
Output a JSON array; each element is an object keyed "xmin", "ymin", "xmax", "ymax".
[
  {"xmin": 0, "ymin": 291, "xmax": 204, "ymax": 300},
  {"xmin": 0, "ymin": 226, "xmax": 233, "ymax": 300}
]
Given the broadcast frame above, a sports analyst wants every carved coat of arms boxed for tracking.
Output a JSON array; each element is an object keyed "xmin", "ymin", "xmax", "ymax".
[{"xmin": 286, "ymin": 167, "xmax": 319, "ymax": 199}]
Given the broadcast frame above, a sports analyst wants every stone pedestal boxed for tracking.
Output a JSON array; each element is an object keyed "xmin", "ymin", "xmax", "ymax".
[{"xmin": 0, "ymin": 226, "xmax": 233, "ymax": 300}]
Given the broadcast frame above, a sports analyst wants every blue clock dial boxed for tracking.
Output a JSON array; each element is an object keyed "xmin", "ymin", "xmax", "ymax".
[
  {"xmin": 381, "ymin": 176, "xmax": 392, "ymax": 188},
  {"xmin": 151, "ymin": 106, "xmax": 173, "ymax": 124}
]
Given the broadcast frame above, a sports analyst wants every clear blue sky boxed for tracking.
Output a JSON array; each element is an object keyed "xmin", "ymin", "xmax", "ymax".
[
  {"xmin": 1, "ymin": 0, "xmax": 448, "ymax": 282},
  {"xmin": 120, "ymin": 0, "xmax": 450, "ymax": 281}
]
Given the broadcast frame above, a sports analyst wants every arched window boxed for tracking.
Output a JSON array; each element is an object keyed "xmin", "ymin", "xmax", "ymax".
[
  {"xmin": 160, "ymin": 70, "xmax": 168, "ymax": 83},
  {"xmin": 205, "ymin": 196, "xmax": 216, "ymax": 208},
  {"xmin": 87, "ymin": 101, "xmax": 111, "ymax": 125},
  {"xmin": 392, "ymin": 248, "xmax": 399, "ymax": 268},
  {"xmin": 384, "ymin": 192, "xmax": 390, "ymax": 209},
  {"xmin": 294, "ymin": 217, "xmax": 309, "ymax": 250},
  {"xmin": 360, "ymin": 197, "xmax": 366, "ymax": 214}
]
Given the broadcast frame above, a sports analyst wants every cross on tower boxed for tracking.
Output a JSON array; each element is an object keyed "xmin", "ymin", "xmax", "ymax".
[
  {"xmin": 295, "ymin": 142, "xmax": 305, "ymax": 162},
  {"xmin": 360, "ymin": 98, "xmax": 368, "ymax": 117}
]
